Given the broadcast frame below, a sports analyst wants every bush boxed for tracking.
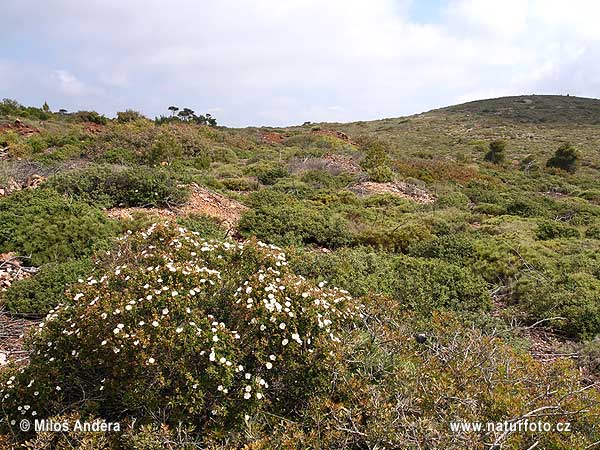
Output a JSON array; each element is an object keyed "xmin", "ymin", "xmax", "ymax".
[
  {"xmin": 2, "ymin": 258, "xmax": 94, "ymax": 315},
  {"xmin": 239, "ymin": 190, "xmax": 354, "ymax": 248},
  {"xmin": 47, "ymin": 165, "xmax": 189, "ymax": 208},
  {"xmin": 246, "ymin": 162, "xmax": 288, "ymax": 185},
  {"xmin": 546, "ymin": 142, "xmax": 579, "ymax": 173},
  {"xmin": 72, "ymin": 111, "xmax": 108, "ymax": 125},
  {"xmin": 536, "ymin": 220, "xmax": 580, "ymax": 240},
  {"xmin": 290, "ymin": 247, "xmax": 491, "ymax": 317},
  {"xmin": 176, "ymin": 214, "xmax": 225, "ymax": 240},
  {"xmin": 484, "ymin": 139, "xmax": 507, "ymax": 164},
  {"xmin": 366, "ymin": 165, "xmax": 394, "ymax": 182},
  {"xmin": 514, "ymin": 272, "xmax": 600, "ymax": 339},
  {"xmin": 0, "ymin": 224, "xmax": 364, "ymax": 437},
  {"xmin": 116, "ymin": 110, "xmax": 146, "ymax": 123},
  {"xmin": 0, "ymin": 188, "xmax": 115, "ymax": 265}
]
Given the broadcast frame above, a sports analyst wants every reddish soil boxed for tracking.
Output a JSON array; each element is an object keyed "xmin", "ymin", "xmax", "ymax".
[
  {"xmin": 260, "ymin": 132, "xmax": 285, "ymax": 144},
  {"xmin": 82, "ymin": 122, "xmax": 106, "ymax": 134},
  {"xmin": 0, "ymin": 120, "xmax": 39, "ymax": 137}
]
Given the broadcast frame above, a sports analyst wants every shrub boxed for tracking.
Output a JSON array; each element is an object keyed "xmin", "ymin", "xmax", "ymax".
[
  {"xmin": 176, "ymin": 214, "xmax": 225, "ymax": 240},
  {"xmin": 246, "ymin": 162, "xmax": 288, "ymax": 185},
  {"xmin": 484, "ymin": 139, "xmax": 507, "ymax": 164},
  {"xmin": 366, "ymin": 165, "xmax": 394, "ymax": 182},
  {"xmin": 116, "ymin": 110, "xmax": 146, "ymax": 123},
  {"xmin": 0, "ymin": 224, "xmax": 364, "ymax": 437},
  {"xmin": 514, "ymin": 272, "xmax": 600, "ymax": 338},
  {"xmin": 239, "ymin": 190, "xmax": 354, "ymax": 248},
  {"xmin": 536, "ymin": 220, "xmax": 580, "ymax": 240},
  {"xmin": 2, "ymin": 258, "xmax": 94, "ymax": 315},
  {"xmin": 290, "ymin": 247, "xmax": 491, "ymax": 317},
  {"xmin": 47, "ymin": 165, "xmax": 189, "ymax": 208},
  {"xmin": 546, "ymin": 142, "xmax": 579, "ymax": 173},
  {"xmin": 0, "ymin": 188, "xmax": 115, "ymax": 265},
  {"xmin": 72, "ymin": 111, "xmax": 108, "ymax": 125}
]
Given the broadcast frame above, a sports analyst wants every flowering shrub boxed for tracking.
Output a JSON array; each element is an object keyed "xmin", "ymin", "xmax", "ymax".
[{"xmin": 0, "ymin": 223, "xmax": 364, "ymax": 437}]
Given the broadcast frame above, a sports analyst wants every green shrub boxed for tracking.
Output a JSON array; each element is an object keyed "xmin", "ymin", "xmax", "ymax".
[
  {"xmin": 246, "ymin": 162, "xmax": 288, "ymax": 185},
  {"xmin": 536, "ymin": 220, "xmax": 580, "ymax": 240},
  {"xmin": 116, "ymin": 110, "xmax": 145, "ymax": 123},
  {"xmin": 514, "ymin": 272, "xmax": 600, "ymax": 338},
  {"xmin": 0, "ymin": 188, "xmax": 115, "ymax": 265},
  {"xmin": 290, "ymin": 247, "xmax": 491, "ymax": 317},
  {"xmin": 176, "ymin": 214, "xmax": 225, "ymax": 239},
  {"xmin": 72, "ymin": 111, "xmax": 108, "ymax": 125},
  {"xmin": 0, "ymin": 224, "xmax": 363, "ymax": 437},
  {"xmin": 2, "ymin": 258, "xmax": 94, "ymax": 315},
  {"xmin": 484, "ymin": 139, "xmax": 507, "ymax": 164},
  {"xmin": 366, "ymin": 165, "xmax": 394, "ymax": 182},
  {"xmin": 47, "ymin": 165, "xmax": 188, "ymax": 208},
  {"xmin": 546, "ymin": 142, "xmax": 579, "ymax": 173},
  {"xmin": 239, "ymin": 190, "xmax": 354, "ymax": 248}
]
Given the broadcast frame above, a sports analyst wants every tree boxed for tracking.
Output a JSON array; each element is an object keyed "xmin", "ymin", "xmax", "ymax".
[
  {"xmin": 42, "ymin": 101, "xmax": 50, "ymax": 113},
  {"xmin": 484, "ymin": 139, "xmax": 506, "ymax": 164},
  {"xmin": 168, "ymin": 106, "xmax": 179, "ymax": 117},
  {"xmin": 546, "ymin": 142, "xmax": 579, "ymax": 173},
  {"xmin": 178, "ymin": 108, "xmax": 194, "ymax": 121}
]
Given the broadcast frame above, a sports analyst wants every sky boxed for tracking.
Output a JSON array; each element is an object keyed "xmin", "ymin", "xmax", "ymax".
[{"xmin": 2, "ymin": 0, "xmax": 600, "ymax": 127}]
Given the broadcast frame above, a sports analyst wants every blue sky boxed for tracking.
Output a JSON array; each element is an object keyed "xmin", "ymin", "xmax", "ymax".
[{"xmin": 2, "ymin": 0, "xmax": 600, "ymax": 127}]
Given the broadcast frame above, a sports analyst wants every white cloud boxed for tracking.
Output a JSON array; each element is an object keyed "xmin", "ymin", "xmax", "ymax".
[{"xmin": 1, "ymin": 0, "xmax": 600, "ymax": 125}]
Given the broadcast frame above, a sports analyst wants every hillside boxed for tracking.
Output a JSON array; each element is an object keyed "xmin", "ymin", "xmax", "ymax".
[
  {"xmin": 440, "ymin": 94, "xmax": 600, "ymax": 124},
  {"xmin": 1, "ymin": 96, "xmax": 600, "ymax": 448}
]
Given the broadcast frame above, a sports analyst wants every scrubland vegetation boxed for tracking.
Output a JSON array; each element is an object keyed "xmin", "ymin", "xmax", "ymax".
[{"xmin": 1, "ymin": 95, "xmax": 600, "ymax": 448}]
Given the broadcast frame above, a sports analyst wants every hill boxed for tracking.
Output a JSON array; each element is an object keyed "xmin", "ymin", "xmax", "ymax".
[{"xmin": 438, "ymin": 94, "xmax": 600, "ymax": 124}]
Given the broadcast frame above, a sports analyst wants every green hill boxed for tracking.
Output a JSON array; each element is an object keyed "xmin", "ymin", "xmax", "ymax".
[{"xmin": 439, "ymin": 94, "xmax": 600, "ymax": 124}]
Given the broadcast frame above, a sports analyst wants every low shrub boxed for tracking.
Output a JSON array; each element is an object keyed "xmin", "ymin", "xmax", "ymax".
[
  {"xmin": 536, "ymin": 220, "xmax": 581, "ymax": 240},
  {"xmin": 239, "ymin": 190, "xmax": 354, "ymax": 248},
  {"xmin": 0, "ymin": 224, "xmax": 364, "ymax": 437},
  {"xmin": 0, "ymin": 188, "xmax": 115, "ymax": 265},
  {"xmin": 2, "ymin": 258, "xmax": 94, "ymax": 315},
  {"xmin": 176, "ymin": 213, "xmax": 225, "ymax": 240},
  {"xmin": 47, "ymin": 165, "xmax": 188, "ymax": 208}
]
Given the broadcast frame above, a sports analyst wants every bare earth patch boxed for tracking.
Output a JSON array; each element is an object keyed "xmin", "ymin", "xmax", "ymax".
[
  {"xmin": 107, "ymin": 183, "xmax": 247, "ymax": 229},
  {"xmin": 351, "ymin": 181, "xmax": 436, "ymax": 204}
]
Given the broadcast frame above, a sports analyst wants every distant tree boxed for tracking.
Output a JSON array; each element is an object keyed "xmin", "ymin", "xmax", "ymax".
[
  {"xmin": 168, "ymin": 106, "xmax": 179, "ymax": 117},
  {"xmin": 484, "ymin": 140, "xmax": 507, "ymax": 164},
  {"xmin": 42, "ymin": 101, "xmax": 50, "ymax": 113},
  {"xmin": 546, "ymin": 142, "xmax": 579, "ymax": 173},
  {"xmin": 58, "ymin": 109, "xmax": 68, "ymax": 115},
  {"xmin": 178, "ymin": 108, "xmax": 194, "ymax": 121}
]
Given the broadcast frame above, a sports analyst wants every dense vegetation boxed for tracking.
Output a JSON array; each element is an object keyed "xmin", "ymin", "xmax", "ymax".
[{"xmin": 1, "ymin": 95, "xmax": 600, "ymax": 448}]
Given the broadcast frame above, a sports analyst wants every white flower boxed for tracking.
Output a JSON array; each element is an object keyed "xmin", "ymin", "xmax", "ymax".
[
  {"xmin": 101, "ymin": 340, "xmax": 107, "ymax": 346},
  {"xmin": 125, "ymin": 305, "xmax": 132, "ymax": 311},
  {"xmin": 269, "ymin": 355, "xmax": 276, "ymax": 361},
  {"xmin": 282, "ymin": 339, "xmax": 289, "ymax": 346},
  {"xmin": 74, "ymin": 293, "xmax": 84, "ymax": 301},
  {"xmin": 244, "ymin": 392, "xmax": 251, "ymax": 399},
  {"xmin": 176, "ymin": 327, "xmax": 183, "ymax": 333},
  {"xmin": 256, "ymin": 393, "xmax": 263, "ymax": 400},
  {"xmin": 148, "ymin": 357, "xmax": 155, "ymax": 364},
  {"xmin": 212, "ymin": 335, "xmax": 219, "ymax": 342},
  {"xmin": 219, "ymin": 357, "xmax": 226, "ymax": 364},
  {"xmin": 266, "ymin": 362, "xmax": 273, "ymax": 369},
  {"xmin": 171, "ymin": 291, "xmax": 178, "ymax": 297},
  {"xmin": 279, "ymin": 322, "xmax": 286, "ymax": 330},
  {"xmin": 152, "ymin": 321, "xmax": 159, "ymax": 327},
  {"xmin": 162, "ymin": 308, "xmax": 169, "ymax": 315}
]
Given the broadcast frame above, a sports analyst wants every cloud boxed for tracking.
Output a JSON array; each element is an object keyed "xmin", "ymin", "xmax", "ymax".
[{"xmin": 1, "ymin": 0, "xmax": 600, "ymax": 126}]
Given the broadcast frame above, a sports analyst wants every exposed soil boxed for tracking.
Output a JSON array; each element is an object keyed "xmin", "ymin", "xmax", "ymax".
[
  {"xmin": 107, "ymin": 183, "xmax": 247, "ymax": 230},
  {"xmin": 82, "ymin": 122, "xmax": 106, "ymax": 134},
  {"xmin": 0, "ymin": 119, "xmax": 40, "ymax": 137},
  {"xmin": 260, "ymin": 131, "xmax": 285, "ymax": 144},
  {"xmin": 0, "ymin": 310, "xmax": 37, "ymax": 367},
  {"xmin": 351, "ymin": 181, "xmax": 436, "ymax": 204}
]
